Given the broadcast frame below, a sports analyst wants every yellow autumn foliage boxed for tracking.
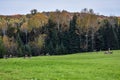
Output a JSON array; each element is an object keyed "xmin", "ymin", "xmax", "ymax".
[{"xmin": 28, "ymin": 13, "xmax": 48, "ymax": 29}]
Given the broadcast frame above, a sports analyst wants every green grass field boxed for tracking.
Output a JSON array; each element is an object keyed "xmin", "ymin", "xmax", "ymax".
[{"xmin": 0, "ymin": 50, "xmax": 120, "ymax": 80}]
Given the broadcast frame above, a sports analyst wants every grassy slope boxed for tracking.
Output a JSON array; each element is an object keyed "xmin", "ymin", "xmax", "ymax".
[{"xmin": 0, "ymin": 50, "xmax": 120, "ymax": 80}]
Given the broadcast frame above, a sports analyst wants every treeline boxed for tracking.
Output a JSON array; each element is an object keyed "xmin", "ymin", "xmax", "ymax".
[{"xmin": 0, "ymin": 8, "xmax": 120, "ymax": 58}]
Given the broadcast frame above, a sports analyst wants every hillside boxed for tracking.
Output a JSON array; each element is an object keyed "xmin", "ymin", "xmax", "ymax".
[{"xmin": 0, "ymin": 9, "xmax": 120, "ymax": 57}]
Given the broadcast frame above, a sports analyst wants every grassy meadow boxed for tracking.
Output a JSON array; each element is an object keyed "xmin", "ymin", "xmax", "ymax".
[{"xmin": 0, "ymin": 50, "xmax": 120, "ymax": 80}]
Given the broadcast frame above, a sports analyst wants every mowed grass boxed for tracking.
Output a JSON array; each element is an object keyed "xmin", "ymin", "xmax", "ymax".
[{"xmin": 0, "ymin": 50, "xmax": 120, "ymax": 80}]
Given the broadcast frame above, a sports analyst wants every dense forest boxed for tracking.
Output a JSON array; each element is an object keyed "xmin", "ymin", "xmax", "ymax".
[{"xmin": 0, "ymin": 8, "xmax": 120, "ymax": 58}]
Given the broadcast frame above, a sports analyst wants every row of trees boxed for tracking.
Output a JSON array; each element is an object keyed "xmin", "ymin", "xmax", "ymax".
[{"xmin": 0, "ymin": 9, "xmax": 120, "ymax": 58}]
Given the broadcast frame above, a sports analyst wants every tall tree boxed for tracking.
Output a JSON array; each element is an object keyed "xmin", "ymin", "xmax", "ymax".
[
  {"xmin": 0, "ymin": 36, "xmax": 6, "ymax": 57},
  {"xmin": 0, "ymin": 19, "xmax": 8, "ymax": 36}
]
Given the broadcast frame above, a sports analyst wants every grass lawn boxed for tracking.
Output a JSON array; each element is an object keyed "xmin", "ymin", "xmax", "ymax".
[{"xmin": 0, "ymin": 50, "xmax": 120, "ymax": 80}]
